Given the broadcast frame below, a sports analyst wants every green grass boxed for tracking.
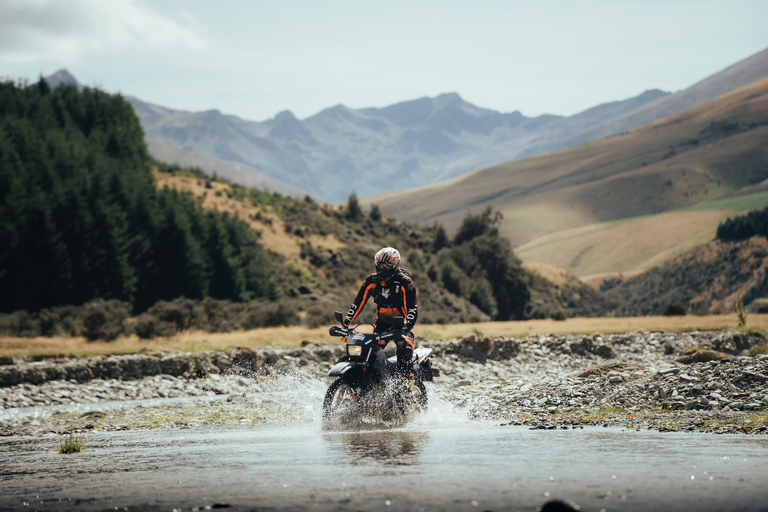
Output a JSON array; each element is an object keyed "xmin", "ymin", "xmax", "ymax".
[
  {"xmin": 678, "ymin": 191, "xmax": 768, "ymax": 212},
  {"xmin": 58, "ymin": 434, "xmax": 86, "ymax": 454}
]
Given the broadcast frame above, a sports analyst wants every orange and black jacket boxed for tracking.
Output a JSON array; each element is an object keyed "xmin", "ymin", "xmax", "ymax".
[{"xmin": 344, "ymin": 269, "xmax": 418, "ymax": 331}]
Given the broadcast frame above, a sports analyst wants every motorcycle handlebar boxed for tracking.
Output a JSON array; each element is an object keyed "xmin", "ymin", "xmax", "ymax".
[
  {"xmin": 328, "ymin": 325, "xmax": 408, "ymax": 341},
  {"xmin": 328, "ymin": 325, "xmax": 349, "ymax": 337}
]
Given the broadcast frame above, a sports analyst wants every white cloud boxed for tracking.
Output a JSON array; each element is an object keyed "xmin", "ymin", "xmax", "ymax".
[{"xmin": 0, "ymin": 0, "xmax": 207, "ymax": 64}]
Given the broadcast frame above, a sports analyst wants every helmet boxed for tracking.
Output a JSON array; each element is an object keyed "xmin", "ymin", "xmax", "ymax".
[{"xmin": 374, "ymin": 247, "xmax": 400, "ymax": 279}]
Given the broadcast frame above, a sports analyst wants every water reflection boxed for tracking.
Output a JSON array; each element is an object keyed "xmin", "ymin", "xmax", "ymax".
[{"xmin": 324, "ymin": 430, "xmax": 428, "ymax": 466}]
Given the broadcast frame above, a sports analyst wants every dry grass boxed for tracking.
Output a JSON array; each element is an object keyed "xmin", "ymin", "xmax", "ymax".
[
  {"xmin": 523, "ymin": 262, "xmax": 571, "ymax": 287},
  {"xmin": 676, "ymin": 350, "xmax": 735, "ymax": 364},
  {"xmin": 3, "ymin": 314, "xmax": 768, "ymax": 358},
  {"xmin": 154, "ymin": 170, "xmax": 345, "ymax": 260},
  {"xmin": 515, "ymin": 209, "xmax": 738, "ymax": 277}
]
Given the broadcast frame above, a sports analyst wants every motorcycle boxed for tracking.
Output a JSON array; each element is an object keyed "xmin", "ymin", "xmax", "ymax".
[{"xmin": 322, "ymin": 311, "xmax": 437, "ymax": 429}]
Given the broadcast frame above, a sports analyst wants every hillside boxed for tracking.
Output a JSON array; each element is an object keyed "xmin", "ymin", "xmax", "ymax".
[
  {"xmin": 605, "ymin": 237, "xmax": 768, "ymax": 316},
  {"xmin": 152, "ymin": 171, "xmax": 610, "ymax": 323},
  {"xmin": 516, "ymin": 191, "xmax": 768, "ymax": 281},
  {"xmin": 147, "ymin": 141, "xmax": 314, "ymax": 199},
  {"xmin": 367, "ymin": 76, "xmax": 768, "ymax": 278}
]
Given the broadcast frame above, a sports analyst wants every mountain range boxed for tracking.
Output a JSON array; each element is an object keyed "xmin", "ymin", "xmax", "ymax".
[{"xmin": 46, "ymin": 47, "xmax": 767, "ymax": 203}]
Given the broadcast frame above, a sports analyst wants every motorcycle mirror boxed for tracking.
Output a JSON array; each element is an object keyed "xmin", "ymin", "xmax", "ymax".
[{"xmin": 334, "ymin": 311, "xmax": 344, "ymax": 323}]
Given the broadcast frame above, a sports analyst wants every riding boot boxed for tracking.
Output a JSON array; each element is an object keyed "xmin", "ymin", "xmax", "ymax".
[{"xmin": 395, "ymin": 335, "xmax": 414, "ymax": 380}]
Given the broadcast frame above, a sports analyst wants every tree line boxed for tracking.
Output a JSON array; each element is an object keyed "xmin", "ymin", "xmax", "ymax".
[
  {"xmin": 716, "ymin": 205, "xmax": 768, "ymax": 241},
  {"xmin": 0, "ymin": 79, "xmax": 275, "ymax": 314}
]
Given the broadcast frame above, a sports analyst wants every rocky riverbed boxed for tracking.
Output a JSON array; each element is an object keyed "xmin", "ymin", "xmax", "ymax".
[{"xmin": 1, "ymin": 329, "xmax": 767, "ymax": 437}]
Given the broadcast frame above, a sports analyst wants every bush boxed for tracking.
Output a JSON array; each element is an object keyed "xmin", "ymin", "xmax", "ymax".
[
  {"xmin": 240, "ymin": 302, "xmax": 298, "ymax": 330},
  {"xmin": 0, "ymin": 311, "xmax": 41, "ymax": 337},
  {"xmin": 147, "ymin": 298, "xmax": 204, "ymax": 332},
  {"xmin": 550, "ymin": 309, "xmax": 568, "ymax": 321},
  {"xmin": 303, "ymin": 307, "xmax": 328, "ymax": 328},
  {"xmin": 346, "ymin": 192, "xmax": 363, "ymax": 220},
  {"xmin": 82, "ymin": 300, "xmax": 131, "ymax": 341},
  {"xmin": 133, "ymin": 314, "xmax": 178, "ymax": 339},
  {"xmin": 663, "ymin": 303, "xmax": 687, "ymax": 316},
  {"xmin": 440, "ymin": 260, "xmax": 468, "ymax": 296},
  {"xmin": 369, "ymin": 204, "xmax": 382, "ymax": 221},
  {"xmin": 38, "ymin": 306, "xmax": 82, "ymax": 337}
]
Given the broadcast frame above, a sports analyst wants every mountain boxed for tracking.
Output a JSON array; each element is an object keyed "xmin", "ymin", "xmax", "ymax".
[
  {"xmin": 43, "ymin": 47, "xmax": 767, "ymax": 204},
  {"xmin": 42, "ymin": 69, "xmax": 83, "ymax": 91},
  {"xmin": 366, "ymin": 76, "xmax": 768, "ymax": 278},
  {"xmin": 123, "ymin": 47, "xmax": 767, "ymax": 203},
  {"xmin": 127, "ymin": 90, "xmax": 668, "ymax": 202}
]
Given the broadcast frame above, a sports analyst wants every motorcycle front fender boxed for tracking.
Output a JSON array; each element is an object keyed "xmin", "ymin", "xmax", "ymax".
[{"xmin": 329, "ymin": 361, "xmax": 355, "ymax": 377}]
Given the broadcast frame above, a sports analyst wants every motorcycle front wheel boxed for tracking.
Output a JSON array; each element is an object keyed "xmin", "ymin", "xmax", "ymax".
[{"xmin": 322, "ymin": 378, "xmax": 357, "ymax": 429}]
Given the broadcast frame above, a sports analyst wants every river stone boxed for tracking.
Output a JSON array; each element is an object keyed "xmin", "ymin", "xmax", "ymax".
[
  {"xmin": 744, "ymin": 403, "xmax": 762, "ymax": 410},
  {"xmin": 459, "ymin": 335, "xmax": 494, "ymax": 359}
]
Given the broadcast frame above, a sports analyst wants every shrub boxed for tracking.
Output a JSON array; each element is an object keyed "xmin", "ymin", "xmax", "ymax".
[
  {"xmin": 432, "ymin": 224, "xmax": 449, "ymax": 251},
  {"xmin": 440, "ymin": 260, "xmax": 468, "ymax": 296},
  {"xmin": 147, "ymin": 298, "xmax": 204, "ymax": 332},
  {"xmin": 240, "ymin": 302, "xmax": 298, "ymax": 329},
  {"xmin": 303, "ymin": 307, "xmax": 328, "ymax": 328},
  {"xmin": 550, "ymin": 309, "xmax": 568, "ymax": 321},
  {"xmin": 346, "ymin": 192, "xmax": 363, "ymax": 220},
  {"xmin": 38, "ymin": 306, "xmax": 82, "ymax": 337},
  {"xmin": 0, "ymin": 311, "xmax": 40, "ymax": 337},
  {"xmin": 369, "ymin": 204, "xmax": 382, "ymax": 221},
  {"xmin": 663, "ymin": 303, "xmax": 687, "ymax": 316},
  {"xmin": 82, "ymin": 300, "xmax": 131, "ymax": 341},
  {"xmin": 133, "ymin": 314, "xmax": 178, "ymax": 339}
]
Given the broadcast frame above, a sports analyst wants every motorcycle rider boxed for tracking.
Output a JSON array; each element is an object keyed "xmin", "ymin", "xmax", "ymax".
[{"xmin": 343, "ymin": 247, "xmax": 418, "ymax": 379}]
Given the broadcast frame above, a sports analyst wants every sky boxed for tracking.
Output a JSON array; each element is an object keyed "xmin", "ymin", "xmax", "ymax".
[{"xmin": 1, "ymin": 0, "xmax": 767, "ymax": 122}]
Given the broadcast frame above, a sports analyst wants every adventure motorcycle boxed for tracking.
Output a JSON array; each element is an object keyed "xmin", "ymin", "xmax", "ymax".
[{"xmin": 322, "ymin": 311, "xmax": 437, "ymax": 429}]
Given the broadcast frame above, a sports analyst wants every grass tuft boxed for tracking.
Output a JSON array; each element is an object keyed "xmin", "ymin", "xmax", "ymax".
[{"xmin": 58, "ymin": 433, "xmax": 87, "ymax": 454}]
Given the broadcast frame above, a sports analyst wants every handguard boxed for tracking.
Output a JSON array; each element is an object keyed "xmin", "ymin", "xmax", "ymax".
[{"xmin": 329, "ymin": 325, "xmax": 348, "ymax": 337}]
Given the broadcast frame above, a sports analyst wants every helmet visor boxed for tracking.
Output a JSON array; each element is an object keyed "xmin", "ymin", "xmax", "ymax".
[{"xmin": 376, "ymin": 261, "xmax": 396, "ymax": 277}]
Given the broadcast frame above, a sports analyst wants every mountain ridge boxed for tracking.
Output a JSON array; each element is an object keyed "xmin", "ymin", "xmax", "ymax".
[{"xmin": 43, "ymin": 46, "xmax": 767, "ymax": 203}]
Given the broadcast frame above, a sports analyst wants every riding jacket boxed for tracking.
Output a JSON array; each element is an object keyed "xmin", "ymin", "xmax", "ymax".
[{"xmin": 344, "ymin": 269, "xmax": 418, "ymax": 332}]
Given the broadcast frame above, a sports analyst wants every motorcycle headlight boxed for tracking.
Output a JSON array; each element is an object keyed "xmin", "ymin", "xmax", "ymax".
[{"xmin": 347, "ymin": 345, "xmax": 362, "ymax": 357}]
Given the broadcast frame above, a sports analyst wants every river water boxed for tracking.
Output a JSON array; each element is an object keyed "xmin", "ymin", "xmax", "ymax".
[{"xmin": 2, "ymin": 391, "xmax": 768, "ymax": 512}]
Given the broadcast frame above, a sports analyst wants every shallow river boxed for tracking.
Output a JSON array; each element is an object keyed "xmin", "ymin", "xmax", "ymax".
[{"xmin": 2, "ymin": 397, "xmax": 768, "ymax": 512}]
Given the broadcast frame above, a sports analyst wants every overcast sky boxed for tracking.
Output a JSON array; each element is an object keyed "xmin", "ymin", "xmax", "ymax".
[{"xmin": 1, "ymin": 0, "xmax": 767, "ymax": 121}]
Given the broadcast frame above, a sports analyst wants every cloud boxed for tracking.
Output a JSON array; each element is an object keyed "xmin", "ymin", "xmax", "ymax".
[{"xmin": 0, "ymin": 0, "xmax": 207, "ymax": 64}]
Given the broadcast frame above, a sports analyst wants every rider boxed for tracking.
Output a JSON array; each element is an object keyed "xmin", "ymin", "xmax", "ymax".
[{"xmin": 343, "ymin": 247, "xmax": 418, "ymax": 378}]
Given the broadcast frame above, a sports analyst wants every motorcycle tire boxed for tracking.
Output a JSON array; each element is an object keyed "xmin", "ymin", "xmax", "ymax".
[
  {"xmin": 322, "ymin": 378, "xmax": 357, "ymax": 427},
  {"xmin": 413, "ymin": 380, "xmax": 428, "ymax": 410}
]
